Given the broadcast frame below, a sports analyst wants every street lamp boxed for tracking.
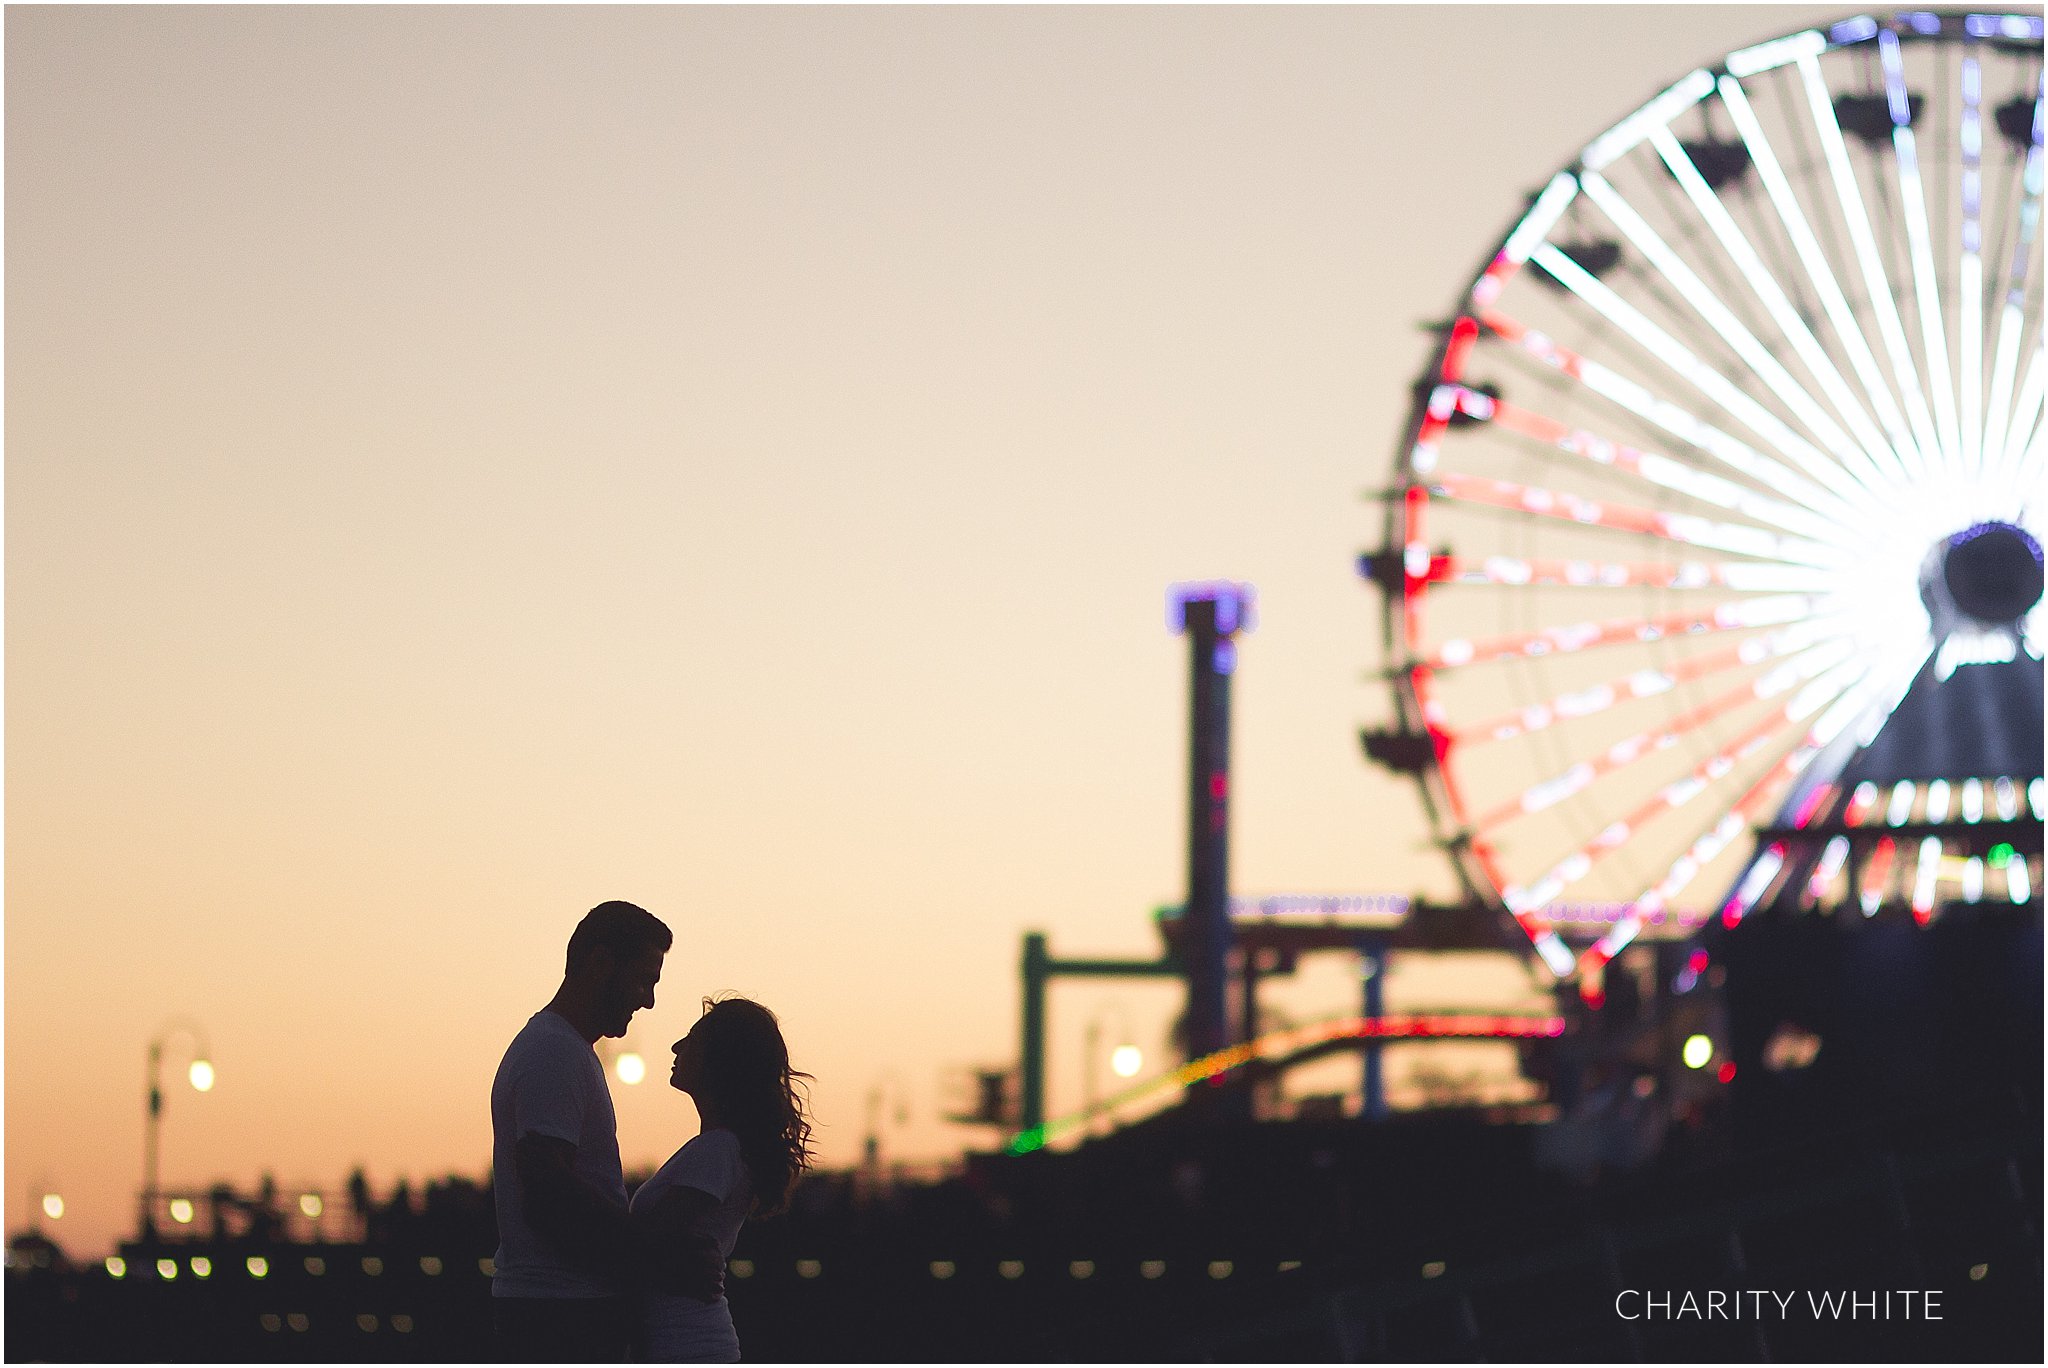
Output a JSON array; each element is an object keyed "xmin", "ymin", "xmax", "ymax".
[{"xmin": 142, "ymin": 1019, "xmax": 214, "ymax": 1239}]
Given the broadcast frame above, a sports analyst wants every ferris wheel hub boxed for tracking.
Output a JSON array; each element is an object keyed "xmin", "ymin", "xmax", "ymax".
[{"xmin": 1924, "ymin": 523, "xmax": 2045, "ymax": 629}]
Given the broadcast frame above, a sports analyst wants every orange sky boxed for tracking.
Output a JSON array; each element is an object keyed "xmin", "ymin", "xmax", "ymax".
[{"xmin": 6, "ymin": 3, "xmax": 1844, "ymax": 1259}]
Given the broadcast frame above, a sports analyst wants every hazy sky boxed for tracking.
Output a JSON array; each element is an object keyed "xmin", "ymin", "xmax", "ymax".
[{"xmin": 7, "ymin": 2, "xmax": 1846, "ymax": 1257}]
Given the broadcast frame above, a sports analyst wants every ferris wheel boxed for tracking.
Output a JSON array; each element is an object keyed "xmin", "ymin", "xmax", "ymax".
[{"xmin": 1364, "ymin": 10, "xmax": 2046, "ymax": 983}]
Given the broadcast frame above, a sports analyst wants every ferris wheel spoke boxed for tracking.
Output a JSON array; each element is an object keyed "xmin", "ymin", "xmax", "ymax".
[
  {"xmin": 1422, "ymin": 594, "xmax": 1816, "ymax": 671},
  {"xmin": 1880, "ymin": 31, "xmax": 1967, "ymax": 478},
  {"xmin": 2003, "ymin": 348, "xmax": 2048, "ymax": 485},
  {"xmin": 1500, "ymin": 679, "xmax": 1835, "ymax": 918},
  {"xmin": 1985, "ymin": 124, "xmax": 2044, "ymax": 488},
  {"xmin": 1427, "ymin": 553, "xmax": 1832, "ymax": 594},
  {"xmin": 1577, "ymin": 169, "xmax": 1895, "ymax": 499},
  {"xmin": 1464, "ymin": 636, "xmax": 1855, "ymax": 833},
  {"xmin": 1478, "ymin": 389, "xmax": 1850, "ymax": 539},
  {"xmin": 1959, "ymin": 55, "xmax": 1987, "ymax": 484},
  {"xmin": 1478, "ymin": 304, "xmax": 1869, "ymax": 526},
  {"xmin": 1450, "ymin": 618, "xmax": 1853, "ymax": 747},
  {"xmin": 1979, "ymin": 303, "xmax": 2028, "ymax": 492},
  {"xmin": 1648, "ymin": 124, "xmax": 1910, "ymax": 487},
  {"xmin": 1529, "ymin": 243, "xmax": 1878, "ymax": 521},
  {"xmin": 1426, "ymin": 470, "xmax": 1844, "ymax": 566},
  {"xmin": 1797, "ymin": 52, "xmax": 1951, "ymax": 481},
  {"xmin": 1618, "ymin": 630, "xmax": 1935, "ymax": 942},
  {"xmin": 1716, "ymin": 74, "xmax": 1931, "ymax": 480}
]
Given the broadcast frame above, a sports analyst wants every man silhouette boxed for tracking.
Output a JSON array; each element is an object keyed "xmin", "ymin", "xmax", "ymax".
[{"xmin": 490, "ymin": 900, "xmax": 717, "ymax": 1361}]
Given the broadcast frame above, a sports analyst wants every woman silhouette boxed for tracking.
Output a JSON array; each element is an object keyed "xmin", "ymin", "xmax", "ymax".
[{"xmin": 629, "ymin": 996, "xmax": 814, "ymax": 1362}]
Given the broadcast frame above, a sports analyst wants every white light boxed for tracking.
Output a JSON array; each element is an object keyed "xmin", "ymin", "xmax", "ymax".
[
  {"xmin": 1886, "ymin": 105, "xmax": 1962, "ymax": 476},
  {"xmin": 1887, "ymin": 782, "xmax": 1917, "ymax": 826},
  {"xmin": 1798, "ymin": 54, "xmax": 1946, "ymax": 480},
  {"xmin": 40, "ymin": 1195, "xmax": 63, "ymax": 1221},
  {"xmin": 2010, "ymin": 857, "xmax": 2032, "ymax": 903},
  {"xmin": 1913, "ymin": 836, "xmax": 1944, "ymax": 913},
  {"xmin": 1993, "ymin": 778, "xmax": 2018, "ymax": 821},
  {"xmin": 1962, "ymin": 858, "xmax": 1984, "ymax": 904},
  {"xmin": 1718, "ymin": 75, "xmax": 1926, "ymax": 480},
  {"xmin": 1682, "ymin": 1034, "xmax": 1714, "ymax": 1069},
  {"xmin": 188, "ymin": 1060, "xmax": 215, "ymax": 1093},
  {"xmin": 1583, "ymin": 69, "xmax": 1715, "ymax": 170},
  {"xmin": 1726, "ymin": 29, "xmax": 1827, "ymax": 77},
  {"xmin": 1110, "ymin": 1045, "xmax": 1143, "ymax": 1078},
  {"xmin": 169, "ymin": 1198, "xmax": 194, "ymax": 1225},
  {"xmin": 1580, "ymin": 168, "xmax": 1882, "ymax": 493},
  {"xmin": 614, "ymin": 1052, "xmax": 645, "ymax": 1086},
  {"xmin": 1534, "ymin": 244, "xmax": 1865, "ymax": 522},
  {"xmin": 1926, "ymin": 780, "xmax": 1951, "ymax": 823},
  {"xmin": 1502, "ymin": 172, "xmax": 1579, "ymax": 263},
  {"xmin": 300, "ymin": 1193, "xmax": 323, "ymax": 1219},
  {"xmin": 1649, "ymin": 125, "xmax": 1903, "ymax": 487},
  {"xmin": 1961, "ymin": 779, "xmax": 1984, "ymax": 824}
]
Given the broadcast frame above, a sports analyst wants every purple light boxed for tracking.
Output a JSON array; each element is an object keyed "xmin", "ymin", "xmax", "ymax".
[
  {"xmin": 1899, "ymin": 11, "xmax": 1943, "ymax": 35},
  {"xmin": 1949, "ymin": 520, "xmax": 2043, "ymax": 564},
  {"xmin": 1830, "ymin": 16, "xmax": 1879, "ymax": 43},
  {"xmin": 1168, "ymin": 581, "xmax": 1257, "ymax": 636}
]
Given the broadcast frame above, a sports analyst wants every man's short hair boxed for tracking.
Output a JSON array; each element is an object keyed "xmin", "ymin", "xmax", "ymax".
[{"xmin": 565, "ymin": 900, "xmax": 672, "ymax": 974}]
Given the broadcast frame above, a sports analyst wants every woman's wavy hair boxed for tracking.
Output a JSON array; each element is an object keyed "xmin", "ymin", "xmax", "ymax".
[{"xmin": 693, "ymin": 995, "xmax": 814, "ymax": 1216}]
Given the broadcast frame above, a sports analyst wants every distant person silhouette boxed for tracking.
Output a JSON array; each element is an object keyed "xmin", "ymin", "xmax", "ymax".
[
  {"xmin": 629, "ymin": 996, "xmax": 815, "ymax": 1363},
  {"xmin": 490, "ymin": 901, "xmax": 721, "ymax": 1362}
]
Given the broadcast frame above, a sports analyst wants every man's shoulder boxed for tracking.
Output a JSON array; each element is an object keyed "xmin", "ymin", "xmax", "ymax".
[{"xmin": 497, "ymin": 1013, "xmax": 595, "ymax": 1080}]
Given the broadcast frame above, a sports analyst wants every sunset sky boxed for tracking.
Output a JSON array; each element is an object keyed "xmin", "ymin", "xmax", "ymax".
[{"xmin": 7, "ymin": 3, "xmax": 1844, "ymax": 1258}]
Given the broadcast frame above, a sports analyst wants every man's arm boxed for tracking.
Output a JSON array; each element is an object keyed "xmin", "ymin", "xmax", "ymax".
[
  {"xmin": 514, "ymin": 1133, "xmax": 634, "ymax": 1277},
  {"xmin": 627, "ymin": 1186, "xmax": 727, "ymax": 1303}
]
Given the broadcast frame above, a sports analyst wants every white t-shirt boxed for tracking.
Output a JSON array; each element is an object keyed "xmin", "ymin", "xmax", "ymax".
[
  {"xmin": 491, "ymin": 1009, "xmax": 627, "ymax": 1299},
  {"xmin": 629, "ymin": 1128, "xmax": 754, "ymax": 1362}
]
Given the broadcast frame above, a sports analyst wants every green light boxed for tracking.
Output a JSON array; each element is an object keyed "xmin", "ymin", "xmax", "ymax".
[
  {"xmin": 1989, "ymin": 843, "xmax": 2015, "ymax": 867},
  {"xmin": 1006, "ymin": 1129, "xmax": 1047, "ymax": 1156}
]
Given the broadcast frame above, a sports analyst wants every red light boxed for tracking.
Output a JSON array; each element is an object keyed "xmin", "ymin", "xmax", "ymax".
[
  {"xmin": 1208, "ymin": 773, "xmax": 1227, "ymax": 801},
  {"xmin": 1687, "ymin": 949, "xmax": 1709, "ymax": 973},
  {"xmin": 1791, "ymin": 783, "xmax": 1833, "ymax": 830},
  {"xmin": 1716, "ymin": 1061, "xmax": 1737, "ymax": 1084},
  {"xmin": 1441, "ymin": 316, "xmax": 1479, "ymax": 382}
]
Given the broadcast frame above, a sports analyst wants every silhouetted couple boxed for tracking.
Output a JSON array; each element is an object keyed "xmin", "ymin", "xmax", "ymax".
[{"xmin": 490, "ymin": 901, "xmax": 814, "ymax": 1362}]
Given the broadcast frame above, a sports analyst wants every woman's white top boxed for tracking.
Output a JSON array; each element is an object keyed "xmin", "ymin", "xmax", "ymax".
[{"xmin": 629, "ymin": 1128, "xmax": 753, "ymax": 1363}]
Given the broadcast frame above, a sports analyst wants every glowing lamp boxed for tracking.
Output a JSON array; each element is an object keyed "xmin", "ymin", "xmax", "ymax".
[
  {"xmin": 1682, "ymin": 1034, "xmax": 1714, "ymax": 1070},
  {"xmin": 615, "ymin": 1052, "xmax": 645, "ymax": 1086},
  {"xmin": 300, "ymin": 1193, "xmax": 323, "ymax": 1219},
  {"xmin": 169, "ymin": 1198, "xmax": 194, "ymax": 1224},
  {"xmin": 1109, "ymin": 1045, "xmax": 1143, "ymax": 1079},
  {"xmin": 188, "ymin": 1060, "xmax": 215, "ymax": 1093},
  {"xmin": 41, "ymin": 1195, "xmax": 63, "ymax": 1221}
]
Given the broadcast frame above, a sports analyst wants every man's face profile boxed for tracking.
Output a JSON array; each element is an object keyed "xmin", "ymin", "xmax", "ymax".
[{"xmin": 599, "ymin": 945, "xmax": 664, "ymax": 1037}]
